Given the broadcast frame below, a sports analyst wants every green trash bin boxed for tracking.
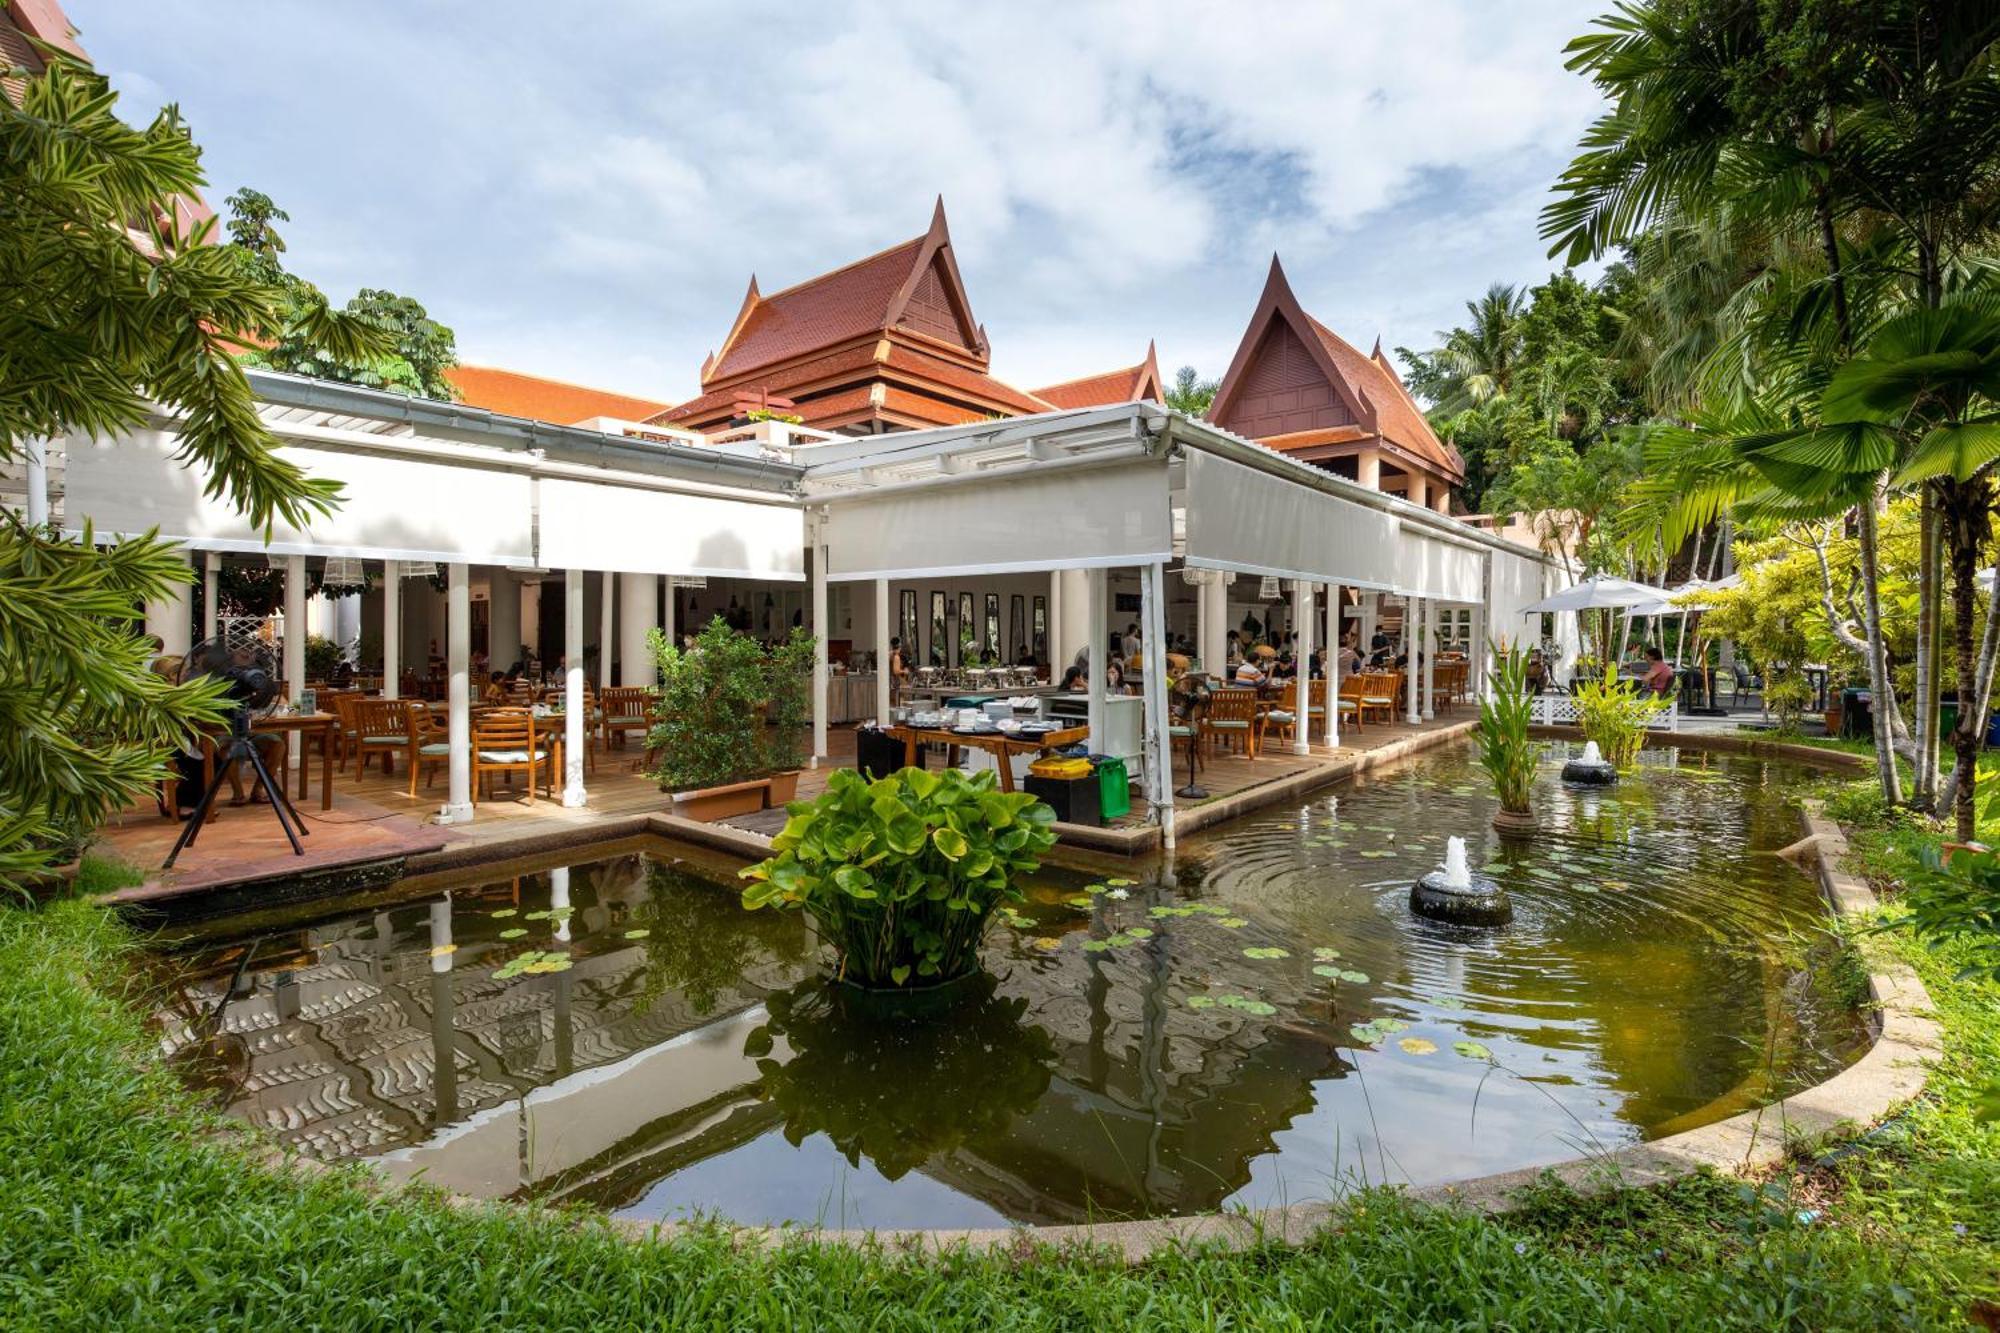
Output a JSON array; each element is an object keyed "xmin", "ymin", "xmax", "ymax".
[{"xmin": 1095, "ymin": 755, "xmax": 1131, "ymax": 820}]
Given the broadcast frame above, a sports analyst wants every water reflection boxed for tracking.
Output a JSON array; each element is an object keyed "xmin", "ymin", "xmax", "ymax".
[{"xmin": 156, "ymin": 744, "xmax": 1867, "ymax": 1229}]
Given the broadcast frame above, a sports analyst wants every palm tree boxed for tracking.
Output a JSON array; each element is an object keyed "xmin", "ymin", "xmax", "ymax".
[{"xmin": 1414, "ymin": 284, "xmax": 1526, "ymax": 417}]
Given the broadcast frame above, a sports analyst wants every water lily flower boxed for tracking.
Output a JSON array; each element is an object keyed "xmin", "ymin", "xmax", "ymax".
[{"xmin": 1107, "ymin": 888, "xmax": 1129, "ymax": 900}]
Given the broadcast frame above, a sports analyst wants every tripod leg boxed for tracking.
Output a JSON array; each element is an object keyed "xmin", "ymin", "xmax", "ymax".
[
  {"xmin": 242, "ymin": 745, "xmax": 306, "ymax": 856},
  {"xmin": 162, "ymin": 761, "xmax": 232, "ymax": 868}
]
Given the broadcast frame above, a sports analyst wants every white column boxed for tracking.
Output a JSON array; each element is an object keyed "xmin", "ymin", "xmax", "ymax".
[
  {"xmin": 488, "ymin": 567, "xmax": 518, "ymax": 671},
  {"xmin": 550, "ymin": 866, "xmax": 573, "ymax": 944},
  {"xmin": 335, "ymin": 592, "xmax": 362, "ymax": 661},
  {"xmin": 1199, "ymin": 575, "xmax": 1228, "ymax": 676},
  {"xmin": 146, "ymin": 549, "xmax": 194, "ymax": 660},
  {"xmin": 663, "ymin": 576, "xmax": 677, "ymax": 651},
  {"xmin": 1057, "ymin": 568, "xmax": 1089, "ymax": 671},
  {"xmin": 1140, "ymin": 561, "xmax": 1175, "ymax": 849},
  {"xmin": 1086, "ymin": 566, "xmax": 1108, "ymax": 749},
  {"xmin": 1325, "ymin": 582, "xmax": 1341, "ymax": 747},
  {"xmin": 22, "ymin": 435, "xmax": 48, "ymax": 527},
  {"xmin": 281, "ymin": 554, "xmax": 307, "ymax": 768},
  {"xmin": 811, "ymin": 537, "xmax": 829, "ymax": 761},
  {"xmin": 618, "ymin": 573, "xmax": 658, "ymax": 687},
  {"xmin": 201, "ymin": 552, "xmax": 220, "ymax": 644},
  {"xmin": 599, "ymin": 571, "xmax": 615, "ymax": 689},
  {"xmin": 1046, "ymin": 570, "xmax": 1062, "ymax": 672},
  {"xmin": 443, "ymin": 562, "xmax": 473, "ymax": 823},
  {"xmin": 519, "ymin": 579, "xmax": 541, "ymax": 668},
  {"xmin": 1471, "ymin": 599, "xmax": 1490, "ymax": 702},
  {"xmin": 1293, "ymin": 579, "xmax": 1314, "ymax": 756},
  {"xmin": 873, "ymin": 578, "xmax": 891, "ymax": 725},
  {"xmin": 1360, "ymin": 596, "xmax": 1378, "ymax": 659},
  {"xmin": 563, "ymin": 568, "xmax": 586, "ymax": 808},
  {"xmin": 1405, "ymin": 596, "xmax": 1423, "ymax": 725},
  {"xmin": 1422, "ymin": 600, "xmax": 1438, "ymax": 721},
  {"xmin": 382, "ymin": 560, "xmax": 401, "ymax": 699}
]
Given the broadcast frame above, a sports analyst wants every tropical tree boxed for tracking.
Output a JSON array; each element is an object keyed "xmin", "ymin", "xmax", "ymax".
[
  {"xmin": 0, "ymin": 54, "xmax": 358, "ymax": 888},
  {"xmin": 1166, "ymin": 365, "xmax": 1218, "ymax": 416},
  {"xmin": 1399, "ymin": 283, "xmax": 1526, "ymax": 417},
  {"xmin": 223, "ymin": 188, "xmax": 461, "ymax": 400}
]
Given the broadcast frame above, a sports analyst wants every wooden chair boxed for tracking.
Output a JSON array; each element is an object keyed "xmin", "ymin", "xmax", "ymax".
[
  {"xmin": 328, "ymin": 692, "xmax": 365, "ymax": 765},
  {"xmin": 600, "ymin": 686, "xmax": 652, "ymax": 750},
  {"xmin": 1358, "ymin": 672, "xmax": 1400, "ymax": 725},
  {"xmin": 472, "ymin": 709, "xmax": 556, "ymax": 806},
  {"xmin": 1338, "ymin": 673, "xmax": 1368, "ymax": 732},
  {"xmin": 350, "ymin": 699, "xmax": 412, "ymax": 777},
  {"xmin": 407, "ymin": 701, "xmax": 450, "ymax": 797},
  {"xmin": 1201, "ymin": 686, "xmax": 1263, "ymax": 759}
]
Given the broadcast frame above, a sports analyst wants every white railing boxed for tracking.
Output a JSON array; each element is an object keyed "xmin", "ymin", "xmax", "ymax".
[{"xmin": 1530, "ymin": 695, "xmax": 1679, "ymax": 732}]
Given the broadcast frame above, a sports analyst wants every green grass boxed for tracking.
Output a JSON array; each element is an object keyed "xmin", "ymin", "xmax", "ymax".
[{"xmin": 1, "ymin": 888, "xmax": 1995, "ymax": 1329}]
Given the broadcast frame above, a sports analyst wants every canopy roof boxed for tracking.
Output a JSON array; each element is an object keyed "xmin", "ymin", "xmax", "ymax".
[{"xmin": 1519, "ymin": 574, "xmax": 1671, "ymax": 615}]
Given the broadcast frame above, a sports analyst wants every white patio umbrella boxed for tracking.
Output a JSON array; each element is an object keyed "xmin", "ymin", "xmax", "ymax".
[{"xmin": 1520, "ymin": 575, "xmax": 1677, "ymax": 666}]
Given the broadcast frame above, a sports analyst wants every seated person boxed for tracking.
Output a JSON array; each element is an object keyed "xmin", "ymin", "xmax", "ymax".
[
  {"xmin": 1641, "ymin": 647, "xmax": 1676, "ymax": 696},
  {"xmin": 1104, "ymin": 659, "xmax": 1130, "ymax": 695},
  {"xmin": 1525, "ymin": 650, "xmax": 1548, "ymax": 693},
  {"xmin": 1234, "ymin": 655, "xmax": 1267, "ymax": 685},
  {"xmin": 1058, "ymin": 661, "xmax": 1088, "ymax": 691}
]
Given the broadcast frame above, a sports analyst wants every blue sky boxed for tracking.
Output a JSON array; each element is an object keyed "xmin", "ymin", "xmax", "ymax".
[{"xmin": 78, "ymin": 1, "xmax": 1608, "ymax": 405}]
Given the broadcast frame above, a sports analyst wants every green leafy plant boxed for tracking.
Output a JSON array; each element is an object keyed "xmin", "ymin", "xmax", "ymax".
[
  {"xmin": 302, "ymin": 633, "xmax": 341, "ymax": 683},
  {"xmin": 645, "ymin": 617, "xmax": 818, "ymax": 791},
  {"xmin": 740, "ymin": 766, "xmax": 1058, "ymax": 987},
  {"xmin": 1572, "ymin": 663, "xmax": 1665, "ymax": 769},
  {"xmin": 1475, "ymin": 644, "xmax": 1537, "ymax": 816},
  {"xmin": 1905, "ymin": 842, "xmax": 2000, "ymax": 987},
  {"xmin": 1763, "ymin": 669, "xmax": 1814, "ymax": 736}
]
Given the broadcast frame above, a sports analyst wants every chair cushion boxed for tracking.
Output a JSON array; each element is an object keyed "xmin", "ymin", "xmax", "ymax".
[
  {"xmin": 477, "ymin": 748, "xmax": 547, "ymax": 764},
  {"xmin": 1167, "ymin": 725, "xmax": 1194, "ymax": 738},
  {"xmin": 1266, "ymin": 710, "xmax": 1295, "ymax": 724},
  {"xmin": 606, "ymin": 714, "xmax": 647, "ymax": 726},
  {"xmin": 360, "ymin": 735, "xmax": 406, "ymax": 745},
  {"xmin": 1208, "ymin": 719, "xmax": 1250, "ymax": 730},
  {"xmin": 418, "ymin": 743, "xmax": 449, "ymax": 756}
]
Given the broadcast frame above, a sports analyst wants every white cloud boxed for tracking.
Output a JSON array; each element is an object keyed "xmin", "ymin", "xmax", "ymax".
[{"xmin": 75, "ymin": 0, "xmax": 1608, "ymax": 402}]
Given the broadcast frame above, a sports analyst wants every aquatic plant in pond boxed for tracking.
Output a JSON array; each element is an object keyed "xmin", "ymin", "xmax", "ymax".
[
  {"xmin": 1572, "ymin": 663, "xmax": 1665, "ymax": 770},
  {"xmin": 1475, "ymin": 644, "xmax": 1537, "ymax": 819},
  {"xmin": 745, "ymin": 973, "xmax": 1056, "ymax": 1179},
  {"xmin": 740, "ymin": 767, "xmax": 1058, "ymax": 987}
]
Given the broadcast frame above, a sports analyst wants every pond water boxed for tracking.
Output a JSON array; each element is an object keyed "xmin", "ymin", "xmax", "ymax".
[{"xmin": 153, "ymin": 743, "xmax": 1867, "ymax": 1230}]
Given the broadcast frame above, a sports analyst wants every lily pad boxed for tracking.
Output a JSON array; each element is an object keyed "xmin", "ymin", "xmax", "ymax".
[
  {"xmin": 1431, "ymin": 994, "xmax": 1467, "ymax": 1010},
  {"xmin": 1453, "ymin": 1041, "xmax": 1494, "ymax": 1060},
  {"xmin": 1125, "ymin": 927, "xmax": 1154, "ymax": 940},
  {"xmin": 499, "ymin": 927, "xmax": 527, "ymax": 940},
  {"xmin": 1398, "ymin": 1037, "xmax": 1438, "ymax": 1055},
  {"xmin": 1312, "ymin": 947, "xmax": 1342, "ymax": 962},
  {"xmin": 623, "ymin": 928, "xmax": 650, "ymax": 940},
  {"xmin": 1338, "ymin": 969, "xmax": 1370, "ymax": 984},
  {"xmin": 1243, "ymin": 946, "xmax": 1290, "ymax": 960},
  {"xmin": 1240, "ymin": 1000, "xmax": 1277, "ymax": 1016},
  {"xmin": 1217, "ymin": 917, "xmax": 1249, "ymax": 929},
  {"xmin": 1311, "ymin": 964, "xmax": 1343, "ymax": 979},
  {"xmin": 1082, "ymin": 939, "xmax": 1111, "ymax": 953},
  {"xmin": 1032, "ymin": 936, "xmax": 1063, "ymax": 952},
  {"xmin": 1107, "ymin": 877, "xmax": 1136, "ymax": 887},
  {"xmin": 1349, "ymin": 1023, "xmax": 1385, "ymax": 1045},
  {"xmin": 1358, "ymin": 849, "xmax": 1398, "ymax": 860},
  {"xmin": 1373, "ymin": 1017, "xmax": 1409, "ymax": 1034},
  {"xmin": 1185, "ymin": 995, "xmax": 1217, "ymax": 1010},
  {"xmin": 1066, "ymin": 895, "xmax": 1095, "ymax": 909},
  {"xmin": 1106, "ymin": 933, "xmax": 1136, "ymax": 948},
  {"xmin": 490, "ymin": 909, "xmax": 517, "ymax": 919},
  {"xmin": 427, "ymin": 944, "xmax": 457, "ymax": 958}
]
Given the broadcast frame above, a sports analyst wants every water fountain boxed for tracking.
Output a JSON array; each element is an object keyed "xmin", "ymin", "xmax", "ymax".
[
  {"xmin": 1410, "ymin": 835, "xmax": 1513, "ymax": 925},
  {"xmin": 1561, "ymin": 739, "xmax": 1618, "ymax": 786}
]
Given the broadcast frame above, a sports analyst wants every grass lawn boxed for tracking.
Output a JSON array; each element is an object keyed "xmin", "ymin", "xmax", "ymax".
[{"xmin": 1, "ymin": 847, "xmax": 1995, "ymax": 1330}]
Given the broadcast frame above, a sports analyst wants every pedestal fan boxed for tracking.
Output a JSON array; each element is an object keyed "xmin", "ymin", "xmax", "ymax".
[{"xmin": 162, "ymin": 637, "xmax": 308, "ymax": 868}]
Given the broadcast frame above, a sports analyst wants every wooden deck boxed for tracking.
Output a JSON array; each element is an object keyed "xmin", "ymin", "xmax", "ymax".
[{"xmin": 95, "ymin": 708, "xmax": 1477, "ymax": 906}]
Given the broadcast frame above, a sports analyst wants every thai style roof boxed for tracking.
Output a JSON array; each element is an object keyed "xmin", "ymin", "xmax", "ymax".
[
  {"xmin": 443, "ymin": 365, "xmax": 670, "ymax": 426},
  {"xmin": 1028, "ymin": 341, "xmax": 1163, "ymax": 410},
  {"xmin": 660, "ymin": 199, "xmax": 1066, "ymax": 434},
  {"xmin": 1207, "ymin": 256, "xmax": 1463, "ymax": 485}
]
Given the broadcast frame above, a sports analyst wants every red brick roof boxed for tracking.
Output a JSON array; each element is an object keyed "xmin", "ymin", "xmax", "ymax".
[
  {"xmin": 444, "ymin": 365, "xmax": 670, "ymax": 425},
  {"xmin": 1030, "ymin": 340, "xmax": 1163, "ymax": 410},
  {"xmin": 1301, "ymin": 315, "xmax": 1461, "ymax": 479},
  {"xmin": 708, "ymin": 237, "xmax": 927, "ymax": 382}
]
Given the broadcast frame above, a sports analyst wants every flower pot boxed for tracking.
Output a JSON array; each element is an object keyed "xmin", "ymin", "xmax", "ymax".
[
  {"xmin": 765, "ymin": 769, "xmax": 802, "ymax": 806},
  {"xmin": 672, "ymin": 778, "xmax": 771, "ymax": 822},
  {"xmin": 1490, "ymin": 807, "xmax": 1537, "ymax": 835}
]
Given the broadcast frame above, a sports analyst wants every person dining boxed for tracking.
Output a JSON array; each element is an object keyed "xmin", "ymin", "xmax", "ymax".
[
  {"xmin": 1234, "ymin": 652, "xmax": 1268, "ymax": 686},
  {"xmin": 1641, "ymin": 646, "xmax": 1676, "ymax": 696}
]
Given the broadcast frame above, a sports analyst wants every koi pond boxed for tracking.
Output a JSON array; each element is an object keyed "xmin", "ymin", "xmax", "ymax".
[{"xmin": 153, "ymin": 743, "xmax": 1866, "ymax": 1230}]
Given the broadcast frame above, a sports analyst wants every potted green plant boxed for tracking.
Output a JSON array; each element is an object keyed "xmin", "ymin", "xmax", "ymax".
[
  {"xmin": 646, "ymin": 615, "xmax": 773, "ymax": 820},
  {"xmin": 759, "ymin": 627, "xmax": 816, "ymax": 805},
  {"xmin": 740, "ymin": 766, "xmax": 1058, "ymax": 990},
  {"xmin": 1572, "ymin": 663, "xmax": 1666, "ymax": 769},
  {"xmin": 1477, "ymin": 643, "xmax": 1539, "ymax": 833}
]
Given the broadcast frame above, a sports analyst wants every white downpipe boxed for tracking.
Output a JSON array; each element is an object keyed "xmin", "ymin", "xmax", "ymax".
[
  {"xmin": 1405, "ymin": 596, "xmax": 1423, "ymax": 725},
  {"xmin": 282, "ymin": 554, "xmax": 306, "ymax": 769},
  {"xmin": 202, "ymin": 552, "xmax": 220, "ymax": 644},
  {"xmin": 1141, "ymin": 560, "xmax": 1175, "ymax": 851},
  {"xmin": 1086, "ymin": 567, "xmax": 1108, "ymax": 752},
  {"xmin": 1421, "ymin": 598, "xmax": 1437, "ymax": 721},
  {"xmin": 563, "ymin": 567, "xmax": 586, "ymax": 808},
  {"xmin": 443, "ymin": 562, "xmax": 473, "ymax": 823},
  {"xmin": 873, "ymin": 578, "xmax": 891, "ymax": 726},
  {"xmin": 811, "ymin": 538, "xmax": 829, "ymax": 762},
  {"xmin": 1292, "ymin": 579, "xmax": 1314, "ymax": 756},
  {"xmin": 382, "ymin": 560, "xmax": 401, "ymax": 700},
  {"xmin": 599, "ymin": 570, "xmax": 614, "ymax": 689}
]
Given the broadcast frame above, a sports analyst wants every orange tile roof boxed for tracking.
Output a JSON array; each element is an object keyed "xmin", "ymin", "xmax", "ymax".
[
  {"xmin": 709, "ymin": 237, "xmax": 927, "ymax": 381},
  {"xmin": 1030, "ymin": 341, "xmax": 1163, "ymax": 410},
  {"xmin": 1258, "ymin": 424, "xmax": 1372, "ymax": 452},
  {"xmin": 1300, "ymin": 318, "xmax": 1461, "ymax": 479},
  {"xmin": 882, "ymin": 344, "xmax": 1052, "ymax": 415},
  {"xmin": 444, "ymin": 365, "xmax": 670, "ymax": 426}
]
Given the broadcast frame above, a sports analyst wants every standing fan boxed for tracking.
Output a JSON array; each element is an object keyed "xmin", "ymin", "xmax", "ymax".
[
  {"xmin": 162, "ymin": 636, "xmax": 308, "ymax": 868},
  {"xmin": 1172, "ymin": 673, "xmax": 1212, "ymax": 800}
]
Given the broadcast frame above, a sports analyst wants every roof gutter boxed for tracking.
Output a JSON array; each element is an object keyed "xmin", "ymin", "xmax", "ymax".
[{"xmin": 245, "ymin": 369, "xmax": 803, "ymax": 496}]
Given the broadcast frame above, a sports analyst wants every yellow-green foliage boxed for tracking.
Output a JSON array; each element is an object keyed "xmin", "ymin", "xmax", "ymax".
[{"xmin": 1572, "ymin": 665, "xmax": 1665, "ymax": 768}]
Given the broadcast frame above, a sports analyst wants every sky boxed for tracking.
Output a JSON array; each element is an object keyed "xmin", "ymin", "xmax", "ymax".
[{"xmin": 77, "ymin": 1, "xmax": 1610, "ymax": 406}]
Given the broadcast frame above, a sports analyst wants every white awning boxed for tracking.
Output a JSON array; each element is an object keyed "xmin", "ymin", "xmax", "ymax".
[
  {"xmin": 62, "ymin": 428, "xmax": 537, "ymax": 566},
  {"xmin": 819, "ymin": 458, "xmax": 1172, "ymax": 581},
  {"xmin": 1404, "ymin": 533, "xmax": 1485, "ymax": 602},
  {"xmin": 1182, "ymin": 449, "xmax": 1400, "ymax": 589},
  {"xmin": 537, "ymin": 478, "xmax": 805, "ymax": 581},
  {"xmin": 1489, "ymin": 547, "xmax": 1550, "ymax": 646}
]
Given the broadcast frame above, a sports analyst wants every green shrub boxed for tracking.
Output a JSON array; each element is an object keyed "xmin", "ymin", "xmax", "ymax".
[
  {"xmin": 1906, "ymin": 842, "xmax": 2000, "ymax": 985},
  {"xmin": 740, "ymin": 766, "xmax": 1057, "ymax": 987},
  {"xmin": 645, "ymin": 617, "xmax": 816, "ymax": 790},
  {"xmin": 1572, "ymin": 663, "xmax": 1665, "ymax": 768},
  {"xmin": 1765, "ymin": 669, "xmax": 1814, "ymax": 735},
  {"xmin": 1476, "ymin": 644, "xmax": 1537, "ymax": 815},
  {"xmin": 302, "ymin": 632, "xmax": 341, "ymax": 682}
]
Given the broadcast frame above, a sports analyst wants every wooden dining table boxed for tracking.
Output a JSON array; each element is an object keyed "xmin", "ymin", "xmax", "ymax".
[
  {"xmin": 252, "ymin": 712, "xmax": 339, "ymax": 810},
  {"xmin": 884, "ymin": 724, "xmax": 1089, "ymax": 793}
]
